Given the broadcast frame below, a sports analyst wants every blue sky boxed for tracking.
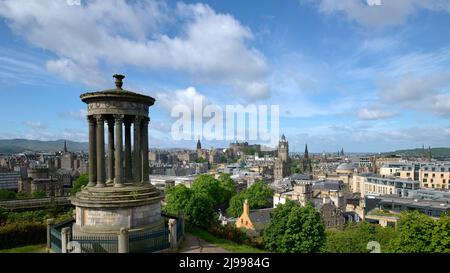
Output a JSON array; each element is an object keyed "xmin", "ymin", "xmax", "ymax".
[{"xmin": 1, "ymin": 0, "xmax": 450, "ymax": 153}]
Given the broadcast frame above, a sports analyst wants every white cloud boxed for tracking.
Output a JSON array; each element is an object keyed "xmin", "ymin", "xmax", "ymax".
[
  {"xmin": 378, "ymin": 73, "xmax": 450, "ymax": 103},
  {"xmin": 155, "ymin": 86, "xmax": 211, "ymax": 113},
  {"xmin": 357, "ymin": 107, "xmax": 397, "ymax": 120},
  {"xmin": 303, "ymin": 0, "xmax": 450, "ymax": 29},
  {"xmin": 46, "ymin": 59, "xmax": 106, "ymax": 88},
  {"xmin": 58, "ymin": 109, "xmax": 88, "ymax": 121},
  {"xmin": 0, "ymin": 0, "xmax": 269, "ymax": 99},
  {"xmin": 23, "ymin": 121, "xmax": 47, "ymax": 130}
]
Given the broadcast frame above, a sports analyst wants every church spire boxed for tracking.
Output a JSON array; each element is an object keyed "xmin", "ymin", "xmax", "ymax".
[
  {"xmin": 64, "ymin": 140, "xmax": 67, "ymax": 153},
  {"xmin": 196, "ymin": 137, "xmax": 201, "ymax": 150}
]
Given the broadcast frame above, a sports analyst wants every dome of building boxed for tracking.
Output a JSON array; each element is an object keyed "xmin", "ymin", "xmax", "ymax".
[{"xmin": 336, "ymin": 163, "xmax": 354, "ymax": 172}]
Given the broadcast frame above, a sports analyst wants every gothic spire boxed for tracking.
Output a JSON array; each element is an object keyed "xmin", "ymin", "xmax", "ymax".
[{"xmin": 196, "ymin": 137, "xmax": 201, "ymax": 150}]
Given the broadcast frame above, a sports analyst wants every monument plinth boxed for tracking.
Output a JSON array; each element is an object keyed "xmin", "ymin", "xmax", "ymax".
[{"xmin": 71, "ymin": 74, "xmax": 163, "ymax": 238}]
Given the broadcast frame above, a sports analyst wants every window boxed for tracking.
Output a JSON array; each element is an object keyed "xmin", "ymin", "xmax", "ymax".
[
  {"xmin": 432, "ymin": 173, "xmax": 435, "ymax": 178},
  {"xmin": 407, "ymin": 172, "xmax": 410, "ymax": 177},
  {"xmin": 441, "ymin": 174, "xmax": 444, "ymax": 178},
  {"xmin": 444, "ymin": 179, "xmax": 446, "ymax": 183},
  {"xmin": 423, "ymin": 178, "xmax": 427, "ymax": 182},
  {"xmin": 431, "ymin": 179, "xmax": 434, "ymax": 183},
  {"xmin": 424, "ymin": 173, "xmax": 429, "ymax": 177}
]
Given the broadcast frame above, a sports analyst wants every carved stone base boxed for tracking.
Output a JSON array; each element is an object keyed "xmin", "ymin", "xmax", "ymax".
[{"xmin": 71, "ymin": 183, "xmax": 164, "ymax": 235}]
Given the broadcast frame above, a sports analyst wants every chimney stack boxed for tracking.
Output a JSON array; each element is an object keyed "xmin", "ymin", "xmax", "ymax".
[{"xmin": 243, "ymin": 199, "xmax": 250, "ymax": 215}]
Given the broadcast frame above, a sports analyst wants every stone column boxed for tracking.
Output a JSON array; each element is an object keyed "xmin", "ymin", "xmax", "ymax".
[
  {"xmin": 124, "ymin": 119, "xmax": 132, "ymax": 181},
  {"xmin": 114, "ymin": 115, "xmax": 124, "ymax": 187},
  {"xmin": 87, "ymin": 116, "xmax": 96, "ymax": 187},
  {"xmin": 168, "ymin": 219, "xmax": 177, "ymax": 249},
  {"xmin": 133, "ymin": 116, "xmax": 142, "ymax": 182},
  {"xmin": 118, "ymin": 227, "xmax": 129, "ymax": 253},
  {"xmin": 107, "ymin": 119, "xmax": 115, "ymax": 184},
  {"xmin": 141, "ymin": 117, "xmax": 149, "ymax": 183},
  {"xmin": 95, "ymin": 115, "xmax": 106, "ymax": 187},
  {"xmin": 46, "ymin": 218, "xmax": 54, "ymax": 250},
  {"xmin": 61, "ymin": 227, "xmax": 71, "ymax": 253}
]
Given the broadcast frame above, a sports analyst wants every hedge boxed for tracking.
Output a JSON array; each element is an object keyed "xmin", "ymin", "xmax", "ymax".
[{"xmin": 0, "ymin": 222, "xmax": 46, "ymax": 250}]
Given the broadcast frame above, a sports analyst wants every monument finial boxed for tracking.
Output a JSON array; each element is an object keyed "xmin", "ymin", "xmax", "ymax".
[{"xmin": 113, "ymin": 74, "xmax": 125, "ymax": 89}]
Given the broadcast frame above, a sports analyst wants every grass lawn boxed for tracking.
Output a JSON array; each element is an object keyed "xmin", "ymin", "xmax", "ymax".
[
  {"xmin": 187, "ymin": 227, "xmax": 269, "ymax": 253},
  {"xmin": 0, "ymin": 244, "xmax": 47, "ymax": 253}
]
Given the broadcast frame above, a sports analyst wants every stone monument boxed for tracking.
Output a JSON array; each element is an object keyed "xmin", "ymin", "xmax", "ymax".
[{"xmin": 71, "ymin": 74, "xmax": 164, "ymax": 240}]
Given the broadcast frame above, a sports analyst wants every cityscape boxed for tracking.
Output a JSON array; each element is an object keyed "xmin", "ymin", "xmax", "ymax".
[{"xmin": 1, "ymin": 0, "xmax": 450, "ymax": 262}]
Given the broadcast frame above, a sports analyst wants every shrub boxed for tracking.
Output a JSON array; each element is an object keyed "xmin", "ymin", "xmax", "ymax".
[
  {"xmin": 32, "ymin": 190, "xmax": 46, "ymax": 198},
  {"xmin": 0, "ymin": 222, "xmax": 46, "ymax": 250},
  {"xmin": 0, "ymin": 189, "xmax": 16, "ymax": 201},
  {"xmin": 208, "ymin": 224, "xmax": 248, "ymax": 244}
]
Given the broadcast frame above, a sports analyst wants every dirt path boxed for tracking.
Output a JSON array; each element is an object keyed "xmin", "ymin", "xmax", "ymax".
[{"xmin": 179, "ymin": 233, "xmax": 230, "ymax": 253}]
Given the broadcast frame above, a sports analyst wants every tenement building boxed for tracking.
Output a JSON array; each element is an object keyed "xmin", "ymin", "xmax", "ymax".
[{"xmin": 353, "ymin": 173, "xmax": 420, "ymax": 197}]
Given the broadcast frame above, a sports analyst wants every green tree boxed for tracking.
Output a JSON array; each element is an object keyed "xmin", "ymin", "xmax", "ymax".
[
  {"xmin": 227, "ymin": 180, "xmax": 273, "ymax": 217},
  {"xmin": 392, "ymin": 210, "xmax": 435, "ymax": 253},
  {"xmin": 191, "ymin": 174, "xmax": 225, "ymax": 207},
  {"xmin": 184, "ymin": 192, "xmax": 217, "ymax": 229},
  {"xmin": 430, "ymin": 214, "xmax": 450, "ymax": 253},
  {"xmin": 324, "ymin": 221, "xmax": 397, "ymax": 253},
  {"xmin": 217, "ymin": 174, "xmax": 237, "ymax": 205},
  {"xmin": 0, "ymin": 189, "xmax": 16, "ymax": 201},
  {"xmin": 164, "ymin": 184, "xmax": 192, "ymax": 215},
  {"xmin": 70, "ymin": 173, "xmax": 89, "ymax": 195},
  {"xmin": 15, "ymin": 191, "xmax": 29, "ymax": 199},
  {"xmin": 227, "ymin": 194, "xmax": 246, "ymax": 217},
  {"xmin": 31, "ymin": 190, "xmax": 46, "ymax": 198},
  {"xmin": 195, "ymin": 157, "xmax": 208, "ymax": 163},
  {"xmin": 243, "ymin": 147, "xmax": 256, "ymax": 155},
  {"xmin": 264, "ymin": 200, "xmax": 325, "ymax": 253}
]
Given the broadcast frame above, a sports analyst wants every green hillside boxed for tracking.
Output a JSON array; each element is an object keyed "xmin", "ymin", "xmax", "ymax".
[
  {"xmin": 386, "ymin": 147, "xmax": 450, "ymax": 158},
  {"xmin": 0, "ymin": 139, "xmax": 88, "ymax": 153}
]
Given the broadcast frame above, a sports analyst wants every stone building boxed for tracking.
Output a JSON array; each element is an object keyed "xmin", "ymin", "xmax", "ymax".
[
  {"xmin": 320, "ymin": 203, "xmax": 346, "ymax": 229},
  {"xmin": 61, "ymin": 141, "xmax": 75, "ymax": 171},
  {"xmin": 302, "ymin": 144, "xmax": 312, "ymax": 174},
  {"xmin": 274, "ymin": 134, "xmax": 291, "ymax": 182},
  {"xmin": 19, "ymin": 166, "xmax": 64, "ymax": 197}
]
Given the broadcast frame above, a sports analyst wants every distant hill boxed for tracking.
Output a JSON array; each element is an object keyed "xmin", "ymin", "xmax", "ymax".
[
  {"xmin": 385, "ymin": 147, "xmax": 450, "ymax": 158},
  {"xmin": 0, "ymin": 139, "xmax": 88, "ymax": 153}
]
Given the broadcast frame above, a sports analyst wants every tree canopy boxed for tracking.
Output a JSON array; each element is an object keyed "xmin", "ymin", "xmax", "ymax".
[
  {"xmin": 264, "ymin": 200, "xmax": 325, "ymax": 253},
  {"xmin": 164, "ymin": 174, "xmax": 237, "ymax": 228},
  {"xmin": 70, "ymin": 173, "xmax": 88, "ymax": 195},
  {"xmin": 324, "ymin": 221, "xmax": 397, "ymax": 253},
  {"xmin": 164, "ymin": 184, "xmax": 192, "ymax": 215},
  {"xmin": 227, "ymin": 180, "xmax": 273, "ymax": 217},
  {"xmin": 393, "ymin": 210, "xmax": 440, "ymax": 253},
  {"xmin": 0, "ymin": 189, "xmax": 16, "ymax": 201}
]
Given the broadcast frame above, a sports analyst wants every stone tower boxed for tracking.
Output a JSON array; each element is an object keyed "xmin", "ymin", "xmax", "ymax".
[
  {"xmin": 278, "ymin": 134, "xmax": 289, "ymax": 163},
  {"xmin": 71, "ymin": 74, "xmax": 164, "ymax": 243},
  {"xmin": 196, "ymin": 138, "xmax": 201, "ymax": 150},
  {"xmin": 274, "ymin": 134, "xmax": 291, "ymax": 182}
]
